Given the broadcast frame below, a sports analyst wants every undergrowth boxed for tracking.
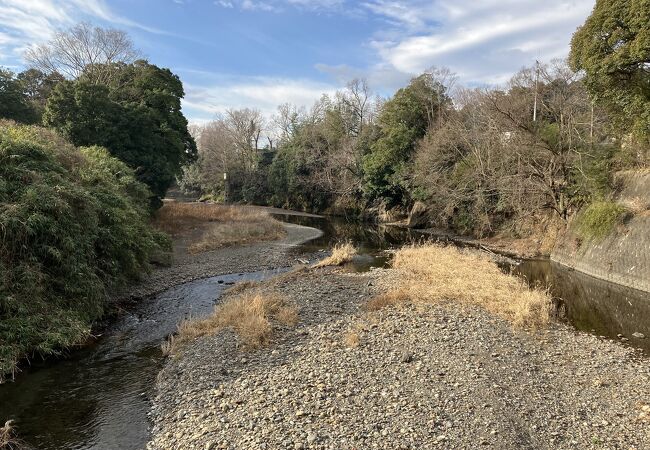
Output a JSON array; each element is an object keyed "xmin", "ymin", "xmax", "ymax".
[
  {"xmin": 0, "ymin": 121, "xmax": 167, "ymax": 381},
  {"xmin": 153, "ymin": 202, "xmax": 285, "ymax": 252},
  {"xmin": 0, "ymin": 420, "xmax": 21, "ymax": 450},
  {"xmin": 312, "ymin": 243, "xmax": 358, "ymax": 268},
  {"xmin": 574, "ymin": 200, "xmax": 630, "ymax": 241}
]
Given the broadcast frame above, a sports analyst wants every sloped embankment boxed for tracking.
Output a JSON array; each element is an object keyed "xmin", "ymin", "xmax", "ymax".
[{"xmin": 552, "ymin": 170, "xmax": 650, "ymax": 292}]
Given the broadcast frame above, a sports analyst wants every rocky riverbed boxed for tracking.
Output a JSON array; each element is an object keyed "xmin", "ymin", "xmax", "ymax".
[
  {"xmin": 148, "ymin": 267, "xmax": 650, "ymax": 450},
  {"xmin": 113, "ymin": 220, "xmax": 323, "ymax": 302}
]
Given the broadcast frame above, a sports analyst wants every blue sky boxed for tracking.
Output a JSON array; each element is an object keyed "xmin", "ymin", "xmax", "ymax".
[{"xmin": 0, "ymin": 0, "xmax": 596, "ymax": 122}]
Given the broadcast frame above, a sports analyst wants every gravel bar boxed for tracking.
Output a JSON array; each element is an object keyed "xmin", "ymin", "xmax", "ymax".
[
  {"xmin": 148, "ymin": 268, "xmax": 650, "ymax": 450},
  {"xmin": 112, "ymin": 222, "xmax": 323, "ymax": 303}
]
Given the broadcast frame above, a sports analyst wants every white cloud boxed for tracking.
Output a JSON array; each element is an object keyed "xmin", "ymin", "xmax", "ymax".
[
  {"xmin": 214, "ymin": 0, "xmax": 346, "ymax": 13},
  {"xmin": 182, "ymin": 75, "xmax": 338, "ymax": 122},
  {"xmin": 362, "ymin": 0, "xmax": 595, "ymax": 86},
  {"xmin": 241, "ymin": 0, "xmax": 278, "ymax": 12},
  {"xmin": 0, "ymin": 0, "xmax": 166, "ymax": 67}
]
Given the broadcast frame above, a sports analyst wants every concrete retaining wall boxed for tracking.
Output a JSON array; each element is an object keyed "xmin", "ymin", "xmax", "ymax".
[{"xmin": 551, "ymin": 171, "xmax": 650, "ymax": 293}]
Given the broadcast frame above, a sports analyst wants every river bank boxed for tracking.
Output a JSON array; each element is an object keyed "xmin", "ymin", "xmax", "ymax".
[
  {"xmin": 3, "ymin": 204, "xmax": 648, "ymax": 449},
  {"xmin": 0, "ymin": 207, "xmax": 324, "ymax": 450},
  {"xmin": 111, "ymin": 208, "xmax": 324, "ymax": 303},
  {"xmin": 148, "ymin": 266, "xmax": 650, "ymax": 449}
]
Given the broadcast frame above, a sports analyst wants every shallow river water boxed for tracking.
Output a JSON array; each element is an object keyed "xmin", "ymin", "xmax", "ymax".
[{"xmin": 0, "ymin": 214, "xmax": 647, "ymax": 449}]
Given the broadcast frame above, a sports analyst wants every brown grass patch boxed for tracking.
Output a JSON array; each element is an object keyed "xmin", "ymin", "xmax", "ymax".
[
  {"xmin": 153, "ymin": 202, "xmax": 285, "ymax": 252},
  {"xmin": 364, "ymin": 290, "xmax": 410, "ymax": 311},
  {"xmin": 224, "ymin": 280, "xmax": 262, "ymax": 296},
  {"xmin": 369, "ymin": 244, "xmax": 551, "ymax": 329},
  {"xmin": 0, "ymin": 421, "xmax": 21, "ymax": 450},
  {"xmin": 164, "ymin": 291, "xmax": 298, "ymax": 354},
  {"xmin": 312, "ymin": 243, "xmax": 357, "ymax": 268}
]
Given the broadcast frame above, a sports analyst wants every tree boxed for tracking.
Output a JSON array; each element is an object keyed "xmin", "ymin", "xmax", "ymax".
[
  {"xmin": 16, "ymin": 68, "xmax": 65, "ymax": 120},
  {"xmin": 0, "ymin": 69, "xmax": 38, "ymax": 123},
  {"xmin": 570, "ymin": 0, "xmax": 650, "ymax": 141},
  {"xmin": 44, "ymin": 61, "xmax": 197, "ymax": 203},
  {"xmin": 337, "ymin": 78, "xmax": 372, "ymax": 136},
  {"xmin": 25, "ymin": 22, "xmax": 140, "ymax": 84},
  {"xmin": 362, "ymin": 71, "xmax": 452, "ymax": 204},
  {"xmin": 224, "ymin": 108, "xmax": 265, "ymax": 171}
]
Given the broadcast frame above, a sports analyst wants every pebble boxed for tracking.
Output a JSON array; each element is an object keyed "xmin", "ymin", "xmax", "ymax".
[{"xmin": 147, "ymin": 267, "xmax": 650, "ymax": 450}]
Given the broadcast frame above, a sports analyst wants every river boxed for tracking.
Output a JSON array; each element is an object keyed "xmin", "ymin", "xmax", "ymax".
[{"xmin": 0, "ymin": 214, "xmax": 647, "ymax": 449}]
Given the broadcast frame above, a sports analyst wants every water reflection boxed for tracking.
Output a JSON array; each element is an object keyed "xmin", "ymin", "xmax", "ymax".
[
  {"xmin": 0, "ymin": 270, "xmax": 286, "ymax": 450},
  {"xmin": 284, "ymin": 214, "xmax": 650, "ymax": 354},
  {"xmin": 513, "ymin": 259, "xmax": 650, "ymax": 353},
  {"xmin": 1, "ymin": 214, "xmax": 647, "ymax": 450}
]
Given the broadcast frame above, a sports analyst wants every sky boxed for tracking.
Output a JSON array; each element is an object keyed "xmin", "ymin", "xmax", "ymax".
[{"xmin": 0, "ymin": 0, "xmax": 596, "ymax": 123}]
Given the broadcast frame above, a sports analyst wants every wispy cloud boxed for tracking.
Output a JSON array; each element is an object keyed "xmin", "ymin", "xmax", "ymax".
[
  {"xmin": 0, "ymin": 0, "xmax": 166, "ymax": 67},
  {"xmin": 362, "ymin": 0, "xmax": 594, "ymax": 86},
  {"xmin": 181, "ymin": 74, "xmax": 338, "ymax": 122},
  {"xmin": 213, "ymin": 0, "xmax": 346, "ymax": 13}
]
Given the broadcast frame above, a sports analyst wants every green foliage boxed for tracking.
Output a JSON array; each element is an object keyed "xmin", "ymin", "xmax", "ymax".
[
  {"xmin": 570, "ymin": 0, "xmax": 650, "ymax": 141},
  {"xmin": 0, "ymin": 68, "xmax": 63, "ymax": 124},
  {"xmin": 0, "ymin": 122, "xmax": 164, "ymax": 379},
  {"xmin": 363, "ymin": 73, "xmax": 450, "ymax": 204},
  {"xmin": 44, "ymin": 60, "xmax": 197, "ymax": 203},
  {"xmin": 268, "ymin": 141, "xmax": 329, "ymax": 211},
  {"xmin": 0, "ymin": 69, "xmax": 39, "ymax": 124},
  {"xmin": 574, "ymin": 200, "xmax": 629, "ymax": 240}
]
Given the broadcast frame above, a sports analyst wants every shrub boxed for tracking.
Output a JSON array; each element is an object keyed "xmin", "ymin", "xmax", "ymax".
[
  {"xmin": 0, "ymin": 420, "xmax": 21, "ymax": 450},
  {"xmin": 575, "ymin": 201, "xmax": 630, "ymax": 241},
  {"xmin": 0, "ymin": 122, "xmax": 165, "ymax": 380}
]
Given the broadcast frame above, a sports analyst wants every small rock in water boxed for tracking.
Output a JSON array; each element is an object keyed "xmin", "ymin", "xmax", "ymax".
[{"xmin": 632, "ymin": 332, "xmax": 645, "ymax": 339}]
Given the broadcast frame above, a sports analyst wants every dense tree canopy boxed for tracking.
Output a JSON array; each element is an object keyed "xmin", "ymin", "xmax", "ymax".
[
  {"xmin": 0, "ymin": 69, "xmax": 36, "ymax": 123},
  {"xmin": 44, "ymin": 60, "xmax": 197, "ymax": 202},
  {"xmin": 363, "ymin": 72, "xmax": 452, "ymax": 204},
  {"xmin": 570, "ymin": 0, "xmax": 650, "ymax": 141}
]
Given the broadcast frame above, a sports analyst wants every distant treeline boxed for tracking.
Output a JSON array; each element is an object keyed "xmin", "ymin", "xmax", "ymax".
[{"xmin": 181, "ymin": 0, "xmax": 648, "ymax": 237}]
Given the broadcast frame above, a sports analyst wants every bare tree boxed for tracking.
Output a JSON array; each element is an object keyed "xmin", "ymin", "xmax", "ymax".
[
  {"xmin": 485, "ymin": 60, "xmax": 604, "ymax": 220},
  {"xmin": 25, "ymin": 22, "xmax": 140, "ymax": 84},
  {"xmin": 225, "ymin": 108, "xmax": 265, "ymax": 171},
  {"xmin": 338, "ymin": 78, "xmax": 371, "ymax": 136},
  {"xmin": 272, "ymin": 103, "xmax": 305, "ymax": 145},
  {"xmin": 423, "ymin": 66, "xmax": 457, "ymax": 129}
]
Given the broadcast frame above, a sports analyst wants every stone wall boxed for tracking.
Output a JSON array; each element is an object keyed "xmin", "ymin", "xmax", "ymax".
[{"xmin": 551, "ymin": 170, "xmax": 650, "ymax": 293}]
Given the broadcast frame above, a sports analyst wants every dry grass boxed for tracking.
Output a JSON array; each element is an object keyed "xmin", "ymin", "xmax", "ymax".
[
  {"xmin": 312, "ymin": 243, "xmax": 358, "ymax": 268},
  {"xmin": 0, "ymin": 421, "xmax": 21, "ymax": 450},
  {"xmin": 224, "ymin": 280, "xmax": 262, "ymax": 296},
  {"xmin": 364, "ymin": 290, "xmax": 410, "ymax": 312},
  {"xmin": 164, "ymin": 291, "xmax": 298, "ymax": 354},
  {"xmin": 368, "ymin": 244, "xmax": 551, "ymax": 329},
  {"xmin": 153, "ymin": 202, "xmax": 286, "ymax": 252}
]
